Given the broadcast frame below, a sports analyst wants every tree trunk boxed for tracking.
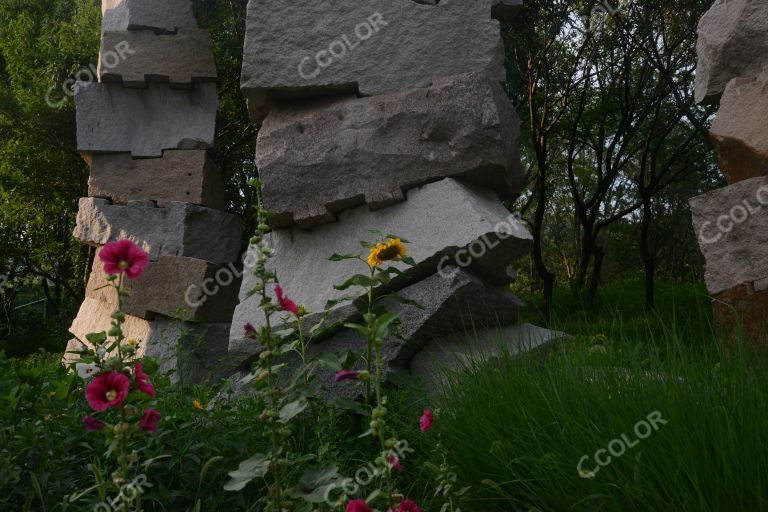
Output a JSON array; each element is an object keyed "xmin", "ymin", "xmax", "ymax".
[
  {"xmin": 532, "ymin": 169, "xmax": 556, "ymax": 325},
  {"xmin": 587, "ymin": 245, "xmax": 605, "ymax": 301},
  {"xmin": 640, "ymin": 197, "xmax": 655, "ymax": 309}
]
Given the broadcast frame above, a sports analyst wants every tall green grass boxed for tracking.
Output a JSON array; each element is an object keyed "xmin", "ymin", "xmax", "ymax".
[{"xmin": 435, "ymin": 284, "xmax": 768, "ymax": 512}]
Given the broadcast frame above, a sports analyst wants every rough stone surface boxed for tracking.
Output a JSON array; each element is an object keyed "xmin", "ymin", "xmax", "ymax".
[
  {"xmin": 229, "ymin": 178, "xmax": 533, "ymax": 355},
  {"xmin": 86, "ymin": 251, "xmax": 241, "ymax": 322},
  {"xmin": 713, "ymin": 283, "xmax": 768, "ymax": 350},
  {"xmin": 690, "ymin": 176, "xmax": 768, "ymax": 294},
  {"xmin": 694, "ymin": 0, "xmax": 768, "ymax": 104},
  {"xmin": 99, "ymin": 30, "xmax": 216, "ymax": 87},
  {"xmin": 74, "ymin": 198, "xmax": 243, "ymax": 265},
  {"xmin": 710, "ymin": 72, "xmax": 768, "ymax": 183},
  {"xmin": 257, "ymin": 73, "xmax": 524, "ymax": 228},
  {"xmin": 294, "ymin": 268, "xmax": 524, "ymax": 400},
  {"xmin": 409, "ymin": 323, "xmax": 568, "ymax": 394},
  {"xmin": 76, "ymin": 81, "xmax": 218, "ymax": 157},
  {"xmin": 66, "ymin": 299, "xmax": 234, "ymax": 384},
  {"xmin": 102, "ymin": 0, "xmax": 197, "ymax": 33},
  {"xmin": 241, "ymin": 0, "xmax": 514, "ymax": 120},
  {"xmin": 88, "ymin": 151, "xmax": 226, "ymax": 209}
]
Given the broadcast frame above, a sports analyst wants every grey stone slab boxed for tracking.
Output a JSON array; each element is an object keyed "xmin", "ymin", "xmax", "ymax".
[
  {"xmin": 690, "ymin": 176, "xmax": 768, "ymax": 294},
  {"xmin": 229, "ymin": 178, "xmax": 532, "ymax": 358},
  {"xmin": 102, "ymin": 0, "xmax": 197, "ymax": 33},
  {"xmin": 88, "ymin": 151, "xmax": 225, "ymax": 209},
  {"xmin": 694, "ymin": 0, "xmax": 768, "ymax": 104},
  {"xmin": 66, "ymin": 298, "xmax": 234, "ymax": 384},
  {"xmin": 75, "ymin": 81, "xmax": 217, "ymax": 157},
  {"xmin": 74, "ymin": 197, "xmax": 243, "ymax": 265},
  {"xmin": 710, "ymin": 72, "xmax": 768, "ymax": 183},
  {"xmin": 409, "ymin": 323, "xmax": 568, "ymax": 395},
  {"xmin": 256, "ymin": 73, "xmax": 523, "ymax": 228},
  {"xmin": 99, "ymin": 30, "xmax": 216, "ymax": 87},
  {"xmin": 297, "ymin": 268, "xmax": 524, "ymax": 400},
  {"xmin": 86, "ymin": 250, "xmax": 241, "ymax": 322},
  {"xmin": 241, "ymin": 0, "xmax": 512, "ymax": 120}
]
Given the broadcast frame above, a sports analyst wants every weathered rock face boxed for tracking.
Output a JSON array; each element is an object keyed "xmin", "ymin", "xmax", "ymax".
[
  {"xmin": 88, "ymin": 151, "xmax": 225, "ymax": 209},
  {"xmin": 67, "ymin": 299, "xmax": 233, "ymax": 384},
  {"xmin": 229, "ymin": 178, "xmax": 532, "ymax": 355},
  {"xmin": 410, "ymin": 323, "xmax": 567, "ymax": 394},
  {"xmin": 102, "ymin": 0, "xmax": 197, "ymax": 33},
  {"xmin": 75, "ymin": 81, "xmax": 218, "ymax": 157},
  {"xmin": 694, "ymin": 0, "xmax": 768, "ymax": 104},
  {"xmin": 257, "ymin": 73, "xmax": 523, "ymax": 228},
  {"xmin": 690, "ymin": 176, "xmax": 768, "ymax": 294},
  {"xmin": 100, "ymin": 30, "xmax": 217, "ymax": 87},
  {"xmin": 86, "ymin": 251, "xmax": 240, "ymax": 322},
  {"xmin": 241, "ymin": 0, "xmax": 513, "ymax": 120},
  {"xmin": 74, "ymin": 198, "xmax": 243, "ymax": 264},
  {"xmin": 710, "ymin": 72, "xmax": 768, "ymax": 183},
  {"xmin": 293, "ymin": 268, "xmax": 524, "ymax": 399},
  {"xmin": 713, "ymin": 283, "xmax": 768, "ymax": 350}
]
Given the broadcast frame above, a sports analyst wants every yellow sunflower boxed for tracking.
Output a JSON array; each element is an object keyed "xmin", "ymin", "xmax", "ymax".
[{"xmin": 367, "ymin": 238, "xmax": 407, "ymax": 268}]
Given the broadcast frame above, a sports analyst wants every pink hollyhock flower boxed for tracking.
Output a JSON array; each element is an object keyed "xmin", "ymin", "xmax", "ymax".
[
  {"xmin": 85, "ymin": 371, "xmax": 131, "ymax": 412},
  {"xmin": 134, "ymin": 363, "xmax": 155, "ymax": 397},
  {"xmin": 138, "ymin": 408, "xmax": 161, "ymax": 434},
  {"xmin": 345, "ymin": 500, "xmax": 371, "ymax": 512},
  {"xmin": 387, "ymin": 453, "xmax": 404, "ymax": 472},
  {"xmin": 398, "ymin": 499, "xmax": 421, "ymax": 512},
  {"xmin": 99, "ymin": 240, "xmax": 149, "ymax": 279},
  {"xmin": 83, "ymin": 416, "xmax": 105, "ymax": 432},
  {"xmin": 420, "ymin": 408, "xmax": 433, "ymax": 432},
  {"xmin": 244, "ymin": 323, "xmax": 258, "ymax": 338},
  {"xmin": 275, "ymin": 284, "xmax": 300, "ymax": 314},
  {"xmin": 335, "ymin": 370, "xmax": 360, "ymax": 382}
]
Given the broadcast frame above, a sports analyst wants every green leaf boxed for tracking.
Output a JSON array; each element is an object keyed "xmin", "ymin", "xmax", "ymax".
[
  {"xmin": 343, "ymin": 322, "xmax": 369, "ymax": 337},
  {"xmin": 293, "ymin": 464, "xmax": 343, "ymax": 503},
  {"xmin": 224, "ymin": 453, "xmax": 270, "ymax": 491},
  {"xmin": 317, "ymin": 352, "xmax": 343, "ymax": 371},
  {"xmin": 278, "ymin": 397, "xmax": 308, "ymax": 423},
  {"xmin": 85, "ymin": 331, "xmax": 107, "ymax": 344},
  {"xmin": 334, "ymin": 274, "xmax": 377, "ymax": 291},
  {"xmin": 329, "ymin": 253, "xmax": 360, "ymax": 262}
]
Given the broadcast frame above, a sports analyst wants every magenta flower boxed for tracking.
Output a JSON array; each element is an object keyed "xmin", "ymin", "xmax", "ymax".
[
  {"xmin": 335, "ymin": 370, "xmax": 360, "ymax": 382},
  {"xmin": 83, "ymin": 416, "xmax": 105, "ymax": 432},
  {"xmin": 138, "ymin": 408, "xmax": 161, "ymax": 434},
  {"xmin": 134, "ymin": 363, "xmax": 155, "ymax": 397},
  {"xmin": 244, "ymin": 323, "xmax": 258, "ymax": 338},
  {"xmin": 345, "ymin": 500, "xmax": 371, "ymax": 512},
  {"xmin": 275, "ymin": 284, "xmax": 300, "ymax": 314},
  {"xmin": 420, "ymin": 408, "xmax": 433, "ymax": 432},
  {"xmin": 85, "ymin": 371, "xmax": 131, "ymax": 412},
  {"xmin": 99, "ymin": 239, "xmax": 149, "ymax": 279},
  {"xmin": 387, "ymin": 453, "xmax": 403, "ymax": 472},
  {"xmin": 398, "ymin": 499, "xmax": 421, "ymax": 512}
]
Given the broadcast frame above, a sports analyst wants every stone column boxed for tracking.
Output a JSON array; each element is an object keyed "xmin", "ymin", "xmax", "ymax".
[
  {"xmin": 65, "ymin": 0, "xmax": 243, "ymax": 383},
  {"xmin": 229, "ymin": 0, "xmax": 559, "ymax": 395},
  {"xmin": 690, "ymin": 0, "xmax": 768, "ymax": 347}
]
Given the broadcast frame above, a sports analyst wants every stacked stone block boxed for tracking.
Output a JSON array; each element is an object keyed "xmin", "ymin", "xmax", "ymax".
[
  {"xmin": 229, "ymin": 0, "xmax": 535, "ymax": 390},
  {"xmin": 691, "ymin": 0, "xmax": 768, "ymax": 346},
  {"xmin": 66, "ymin": 0, "xmax": 242, "ymax": 383}
]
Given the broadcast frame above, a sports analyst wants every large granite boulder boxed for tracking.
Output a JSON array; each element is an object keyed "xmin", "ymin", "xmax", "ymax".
[
  {"xmin": 710, "ymin": 72, "xmax": 768, "ymax": 183},
  {"xmin": 690, "ymin": 176, "xmax": 768, "ymax": 294},
  {"xmin": 74, "ymin": 198, "xmax": 243, "ymax": 265},
  {"xmin": 99, "ymin": 30, "xmax": 217, "ymax": 87},
  {"xmin": 86, "ymin": 250, "xmax": 240, "ymax": 322},
  {"xmin": 88, "ymin": 151, "xmax": 225, "ymax": 209},
  {"xmin": 257, "ymin": 73, "xmax": 524, "ymax": 228},
  {"xmin": 241, "ymin": 0, "xmax": 519, "ymax": 120},
  {"xmin": 101, "ymin": 0, "xmax": 197, "ymax": 33},
  {"xmin": 75, "ymin": 81, "xmax": 217, "ymax": 157},
  {"xmin": 229, "ymin": 178, "xmax": 532, "ymax": 359},
  {"xmin": 694, "ymin": 0, "xmax": 768, "ymax": 104},
  {"xmin": 66, "ymin": 299, "xmax": 233, "ymax": 384},
  {"xmin": 410, "ymin": 323, "xmax": 567, "ymax": 394}
]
